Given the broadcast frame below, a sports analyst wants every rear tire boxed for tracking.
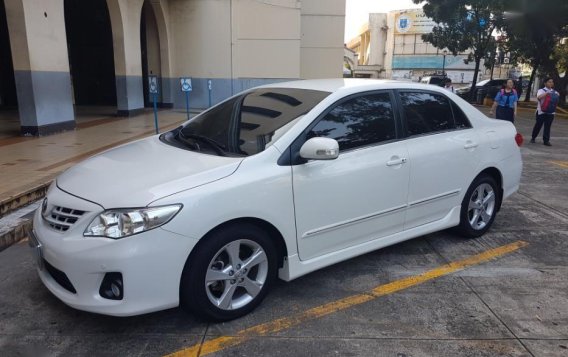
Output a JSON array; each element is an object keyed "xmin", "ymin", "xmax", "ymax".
[
  {"xmin": 180, "ymin": 223, "xmax": 277, "ymax": 321},
  {"xmin": 456, "ymin": 175, "xmax": 499, "ymax": 238}
]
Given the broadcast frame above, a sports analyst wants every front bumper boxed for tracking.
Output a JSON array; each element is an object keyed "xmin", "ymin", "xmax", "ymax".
[{"xmin": 31, "ymin": 185, "xmax": 198, "ymax": 316}]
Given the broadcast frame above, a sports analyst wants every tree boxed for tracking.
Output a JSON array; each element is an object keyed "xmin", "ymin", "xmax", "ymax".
[
  {"xmin": 413, "ymin": 0, "xmax": 506, "ymax": 100},
  {"xmin": 503, "ymin": 1, "xmax": 568, "ymax": 103},
  {"xmin": 548, "ymin": 37, "xmax": 568, "ymax": 106}
]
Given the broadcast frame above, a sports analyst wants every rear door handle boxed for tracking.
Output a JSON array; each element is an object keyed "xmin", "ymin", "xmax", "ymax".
[{"xmin": 387, "ymin": 157, "xmax": 408, "ymax": 166}]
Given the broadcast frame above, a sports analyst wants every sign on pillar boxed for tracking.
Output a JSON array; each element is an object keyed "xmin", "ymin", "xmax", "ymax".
[
  {"xmin": 149, "ymin": 75, "xmax": 159, "ymax": 134},
  {"xmin": 180, "ymin": 77, "xmax": 192, "ymax": 120},
  {"xmin": 207, "ymin": 79, "xmax": 212, "ymax": 108}
]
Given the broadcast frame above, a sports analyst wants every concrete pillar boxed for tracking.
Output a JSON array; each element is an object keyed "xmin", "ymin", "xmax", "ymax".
[
  {"xmin": 107, "ymin": 0, "xmax": 145, "ymax": 116},
  {"xmin": 4, "ymin": 0, "xmax": 75, "ymax": 136},
  {"xmin": 149, "ymin": 0, "xmax": 173, "ymax": 107},
  {"xmin": 369, "ymin": 13, "xmax": 387, "ymax": 67},
  {"xmin": 143, "ymin": 1, "xmax": 162, "ymax": 105}
]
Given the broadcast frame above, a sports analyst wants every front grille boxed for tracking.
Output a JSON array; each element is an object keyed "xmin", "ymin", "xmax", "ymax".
[
  {"xmin": 44, "ymin": 259, "xmax": 77, "ymax": 294},
  {"xmin": 43, "ymin": 206, "xmax": 85, "ymax": 232}
]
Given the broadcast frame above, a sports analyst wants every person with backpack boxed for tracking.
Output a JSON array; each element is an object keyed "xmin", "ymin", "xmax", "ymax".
[
  {"xmin": 489, "ymin": 79, "xmax": 518, "ymax": 123},
  {"xmin": 531, "ymin": 77, "xmax": 559, "ymax": 146}
]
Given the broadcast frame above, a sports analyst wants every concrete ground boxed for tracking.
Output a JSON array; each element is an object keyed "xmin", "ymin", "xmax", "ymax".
[{"xmin": 0, "ymin": 107, "xmax": 567, "ymax": 357}]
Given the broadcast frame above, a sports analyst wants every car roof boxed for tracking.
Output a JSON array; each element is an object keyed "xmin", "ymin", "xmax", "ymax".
[{"xmin": 259, "ymin": 78, "xmax": 449, "ymax": 94}]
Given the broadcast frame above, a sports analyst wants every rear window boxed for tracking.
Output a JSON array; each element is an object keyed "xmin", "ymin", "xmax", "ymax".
[{"xmin": 399, "ymin": 91, "xmax": 453, "ymax": 136}]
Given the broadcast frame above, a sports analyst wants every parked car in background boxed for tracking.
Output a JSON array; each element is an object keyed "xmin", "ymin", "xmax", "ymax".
[
  {"xmin": 30, "ymin": 79, "xmax": 523, "ymax": 321},
  {"xmin": 456, "ymin": 79, "xmax": 510, "ymax": 103},
  {"xmin": 420, "ymin": 75, "xmax": 446, "ymax": 86}
]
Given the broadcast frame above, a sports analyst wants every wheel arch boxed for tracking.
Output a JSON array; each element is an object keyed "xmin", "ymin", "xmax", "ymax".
[
  {"xmin": 185, "ymin": 217, "xmax": 289, "ymax": 271},
  {"xmin": 474, "ymin": 167, "xmax": 504, "ymax": 211}
]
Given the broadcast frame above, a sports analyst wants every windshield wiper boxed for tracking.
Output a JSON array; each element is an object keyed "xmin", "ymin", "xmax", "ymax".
[{"xmin": 178, "ymin": 132, "xmax": 227, "ymax": 156}]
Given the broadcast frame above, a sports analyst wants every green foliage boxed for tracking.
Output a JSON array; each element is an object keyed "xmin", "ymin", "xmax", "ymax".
[
  {"xmin": 414, "ymin": 0, "xmax": 568, "ymax": 101},
  {"xmin": 502, "ymin": 1, "xmax": 568, "ymax": 102},
  {"xmin": 416, "ymin": 0, "xmax": 504, "ymax": 58},
  {"xmin": 552, "ymin": 40, "xmax": 568, "ymax": 75},
  {"xmin": 413, "ymin": 0, "xmax": 506, "ymax": 95}
]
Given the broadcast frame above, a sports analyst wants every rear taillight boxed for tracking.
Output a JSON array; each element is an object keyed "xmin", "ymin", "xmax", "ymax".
[{"xmin": 515, "ymin": 133, "xmax": 524, "ymax": 147}]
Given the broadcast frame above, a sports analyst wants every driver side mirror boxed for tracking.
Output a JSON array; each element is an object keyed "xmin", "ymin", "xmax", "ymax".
[{"xmin": 299, "ymin": 137, "xmax": 339, "ymax": 161}]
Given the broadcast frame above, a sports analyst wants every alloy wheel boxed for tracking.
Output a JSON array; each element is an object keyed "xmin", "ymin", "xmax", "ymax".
[
  {"xmin": 467, "ymin": 183, "xmax": 496, "ymax": 230},
  {"xmin": 205, "ymin": 239, "xmax": 269, "ymax": 310}
]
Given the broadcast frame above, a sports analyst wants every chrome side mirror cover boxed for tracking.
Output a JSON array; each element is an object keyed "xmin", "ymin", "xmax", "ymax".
[{"xmin": 299, "ymin": 137, "xmax": 339, "ymax": 160}]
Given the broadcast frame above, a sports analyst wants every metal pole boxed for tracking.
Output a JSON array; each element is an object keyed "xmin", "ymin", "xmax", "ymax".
[
  {"xmin": 185, "ymin": 91, "xmax": 190, "ymax": 120},
  {"xmin": 442, "ymin": 54, "xmax": 446, "ymax": 76},
  {"xmin": 208, "ymin": 85, "xmax": 212, "ymax": 108},
  {"xmin": 153, "ymin": 93, "xmax": 159, "ymax": 134}
]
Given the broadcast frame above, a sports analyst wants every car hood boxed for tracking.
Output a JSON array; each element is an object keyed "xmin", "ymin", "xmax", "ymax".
[{"xmin": 57, "ymin": 136, "xmax": 243, "ymax": 208}]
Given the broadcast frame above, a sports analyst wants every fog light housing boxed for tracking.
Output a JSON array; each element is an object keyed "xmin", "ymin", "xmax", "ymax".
[{"xmin": 99, "ymin": 272, "xmax": 123, "ymax": 300}]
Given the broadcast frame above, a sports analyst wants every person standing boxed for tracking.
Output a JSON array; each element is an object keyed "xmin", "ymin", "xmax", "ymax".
[
  {"xmin": 443, "ymin": 78, "xmax": 454, "ymax": 93},
  {"xmin": 489, "ymin": 79, "xmax": 518, "ymax": 123},
  {"xmin": 531, "ymin": 77, "xmax": 559, "ymax": 146}
]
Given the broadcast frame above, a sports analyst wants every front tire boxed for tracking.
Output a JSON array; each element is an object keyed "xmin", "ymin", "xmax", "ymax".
[
  {"xmin": 180, "ymin": 223, "xmax": 277, "ymax": 321},
  {"xmin": 456, "ymin": 175, "xmax": 499, "ymax": 238}
]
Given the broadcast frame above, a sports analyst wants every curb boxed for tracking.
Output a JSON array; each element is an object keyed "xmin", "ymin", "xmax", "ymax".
[
  {"xmin": 0, "ymin": 182, "xmax": 50, "ymax": 219},
  {"xmin": 0, "ymin": 213, "xmax": 33, "ymax": 253}
]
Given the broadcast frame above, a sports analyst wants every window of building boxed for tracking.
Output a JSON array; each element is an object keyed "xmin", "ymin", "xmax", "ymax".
[
  {"xmin": 394, "ymin": 35, "xmax": 405, "ymax": 55},
  {"xmin": 399, "ymin": 91, "xmax": 454, "ymax": 136},
  {"xmin": 415, "ymin": 35, "xmax": 428, "ymax": 54},
  {"xmin": 308, "ymin": 92, "xmax": 396, "ymax": 151},
  {"xmin": 402, "ymin": 34, "xmax": 415, "ymax": 54}
]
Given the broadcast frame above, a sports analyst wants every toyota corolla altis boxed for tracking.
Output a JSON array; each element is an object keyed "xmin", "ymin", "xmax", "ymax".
[{"xmin": 30, "ymin": 79, "xmax": 522, "ymax": 321}]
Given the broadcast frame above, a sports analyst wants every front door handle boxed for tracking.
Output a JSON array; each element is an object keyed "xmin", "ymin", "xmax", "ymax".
[
  {"xmin": 387, "ymin": 157, "xmax": 408, "ymax": 166},
  {"xmin": 464, "ymin": 141, "xmax": 479, "ymax": 149}
]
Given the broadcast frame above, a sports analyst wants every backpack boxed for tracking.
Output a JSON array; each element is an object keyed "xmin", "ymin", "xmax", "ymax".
[
  {"xmin": 499, "ymin": 88, "xmax": 517, "ymax": 107},
  {"xmin": 540, "ymin": 90, "xmax": 559, "ymax": 114}
]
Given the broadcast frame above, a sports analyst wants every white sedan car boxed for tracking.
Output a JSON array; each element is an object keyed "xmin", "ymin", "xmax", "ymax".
[{"xmin": 30, "ymin": 79, "xmax": 522, "ymax": 321}]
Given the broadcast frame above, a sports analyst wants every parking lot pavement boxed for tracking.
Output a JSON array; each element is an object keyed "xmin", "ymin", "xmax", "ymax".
[{"xmin": 1, "ymin": 109, "xmax": 567, "ymax": 357}]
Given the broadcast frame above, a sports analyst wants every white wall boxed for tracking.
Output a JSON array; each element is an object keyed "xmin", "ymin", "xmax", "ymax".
[
  {"xmin": 233, "ymin": 0, "xmax": 301, "ymax": 78},
  {"xmin": 169, "ymin": 0, "xmax": 232, "ymax": 78},
  {"xmin": 300, "ymin": 0, "xmax": 345, "ymax": 78}
]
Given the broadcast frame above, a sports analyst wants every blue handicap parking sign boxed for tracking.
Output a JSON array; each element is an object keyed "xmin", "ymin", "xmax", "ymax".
[
  {"xmin": 180, "ymin": 78, "xmax": 192, "ymax": 92},
  {"xmin": 208, "ymin": 79, "xmax": 212, "ymax": 91},
  {"xmin": 148, "ymin": 75, "xmax": 158, "ymax": 94}
]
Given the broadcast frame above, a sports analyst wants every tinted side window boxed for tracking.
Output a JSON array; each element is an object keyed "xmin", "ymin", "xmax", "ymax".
[
  {"xmin": 399, "ymin": 92, "xmax": 453, "ymax": 136},
  {"xmin": 308, "ymin": 93, "xmax": 396, "ymax": 151},
  {"xmin": 451, "ymin": 102, "xmax": 472, "ymax": 129}
]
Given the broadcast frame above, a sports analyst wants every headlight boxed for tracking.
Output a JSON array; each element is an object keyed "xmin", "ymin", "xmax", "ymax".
[{"xmin": 84, "ymin": 205, "xmax": 182, "ymax": 239}]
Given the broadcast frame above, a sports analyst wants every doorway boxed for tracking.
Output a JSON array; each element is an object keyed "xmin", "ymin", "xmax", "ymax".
[{"xmin": 64, "ymin": 0, "xmax": 116, "ymax": 107}]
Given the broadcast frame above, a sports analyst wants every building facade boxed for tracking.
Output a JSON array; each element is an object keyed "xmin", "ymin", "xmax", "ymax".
[
  {"xmin": 0, "ymin": 0, "xmax": 345, "ymax": 135},
  {"xmin": 347, "ymin": 9, "xmax": 482, "ymax": 83}
]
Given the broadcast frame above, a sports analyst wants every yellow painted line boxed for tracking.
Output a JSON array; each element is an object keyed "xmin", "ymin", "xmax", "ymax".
[
  {"xmin": 165, "ymin": 240, "xmax": 528, "ymax": 357},
  {"xmin": 549, "ymin": 161, "xmax": 568, "ymax": 169}
]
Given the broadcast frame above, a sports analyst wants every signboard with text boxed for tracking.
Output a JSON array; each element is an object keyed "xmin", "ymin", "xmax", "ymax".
[
  {"xmin": 394, "ymin": 9, "xmax": 436, "ymax": 34},
  {"xmin": 392, "ymin": 55, "xmax": 478, "ymax": 70}
]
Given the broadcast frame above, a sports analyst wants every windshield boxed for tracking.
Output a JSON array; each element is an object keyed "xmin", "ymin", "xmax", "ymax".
[{"xmin": 165, "ymin": 88, "xmax": 330, "ymax": 156}]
